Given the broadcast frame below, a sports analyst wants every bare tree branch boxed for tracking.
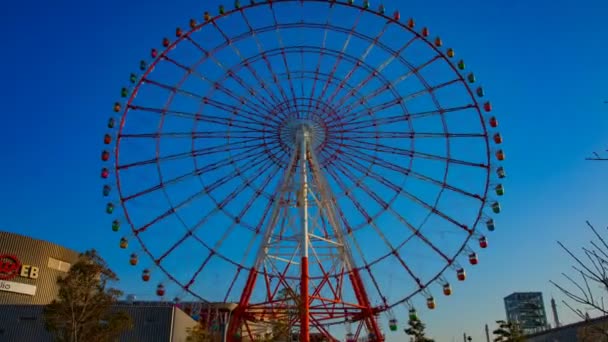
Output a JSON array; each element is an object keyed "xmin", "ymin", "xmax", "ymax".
[{"xmin": 552, "ymin": 222, "xmax": 608, "ymax": 319}]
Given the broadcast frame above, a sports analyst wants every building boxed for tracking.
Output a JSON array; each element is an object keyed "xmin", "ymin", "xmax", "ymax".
[
  {"xmin": 0, "ymin": 231, "xmax": 79, "ymax": 305},
  {"xmin": 525, "ymin": 315, "xmax": 608, "ymax": 342},
  {"xmin": 0, "ymin": 302, "xmax": 197, "ymax": 341},
  {"xmin": 504, "ymin": 292, "xmax": 549, "ymax": 334},
  {"xmin": 0, "ymin": 231, "xmax": 198, "ymax": 341}
]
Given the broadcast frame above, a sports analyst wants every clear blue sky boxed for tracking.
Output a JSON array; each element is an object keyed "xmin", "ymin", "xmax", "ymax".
[{"xmin": 1, "ymin": 0, "xmax": 608, "ymax": 341}]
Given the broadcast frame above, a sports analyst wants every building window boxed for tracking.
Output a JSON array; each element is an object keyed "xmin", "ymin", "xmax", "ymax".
[{"xmin": 48, "ymin": 257, "xmax": 71, "ymax": 272}]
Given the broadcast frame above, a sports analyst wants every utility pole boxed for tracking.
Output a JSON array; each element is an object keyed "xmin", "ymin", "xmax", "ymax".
[{"xmin": 485, "ymin": 324, "xmax": 490, "ymax": 342}]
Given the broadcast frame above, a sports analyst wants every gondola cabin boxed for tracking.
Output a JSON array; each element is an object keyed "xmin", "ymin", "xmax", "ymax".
[
  {"xmin": 219, "ymin": 5, "xmax": 225, "ymax": 14},
  {"xmin": 106, "ymin": 203, "xmax": 114, "ymax": 214},
  {"xmin": 163, "ymin": 37, "xmax": 170, "ymax": 47},
  {"xmin": 427, "ymin": 297, "xmax": 436, "ymax": 309},
  {"xmin": 363, "ymin": 0, "xmax": 370, "ymax": 9},
  {"xmin": 493, "ymin": 133, "xmax": 503, "ymax": 144},
  {"xmin": 139, "ymin": 60, "xmax": 147, "ymax": 71},
  {"xmin": 120, "ymin": 237, "xmax": 128, "ymax": 249},
  {"xmin": 421, "ymin": 27, "xmax": 429, "ymax": 37},
  {"xmin": 121, "ymin": 87, "xmax": 128, "ymax": 98},
  {"xmin": 130, "ymin": 73, "xmax": 137, "ymax": 83},
  {"xmin": 457, "ymin": 268, "xmax": 466, "ymax": 281},
  {"xmin": 151, "ymin": 48, "xmax": 158, "ymax": 58},
  {"xmin": 393, "ymin": 10, "xmax": 400, "ymax": 20},
  {"xmin": 156, "ymin": 284, "xmax": 165, "ymax": 296},
  {"xmin": 103, "ymin": 185, "xmax": 111, "ymax": 197},
  {"xmin": 101, "ymin": 151, "xmax": 110, "ymax": 162},
  {"xmin": 108, "ymin": 117, "xmax": 116, "ymax": 128},
  {"xmin": 389, "ymin": 318, "xmax": 398, "ymax": 331},
  {"xmin": 378, "ymin": 4, "xmax": 385, "ymax": 14},
  {"xmin": 113, "ymin": 102, "xmax": 121, "ymax": 112},
  {"xmin": 479, "ymin": 236, "xmax": 488, "ymax": 248},
  {"xmin": 129, "ymin": 253, "xmax": 138, "ymax": 266},
  {"xmin": 496, "ymin": 150, "xmax": 505, "ymax": 161},
  {"xmin": 112, "ymin": 220, "xmax": 120, "ymax": 232},
  {"xmin": 489, "ymin": 116, "xmax": 498, "ymax": 128},
  {"xmin": 469, "ymin": 253, "xmax": 478, "ymax": 265},
  {"xmin": 458, "ymin": 60, "xmax": 465, "ymax": 70},
  {"xmin": 484, "ymin": 101, "xmax": 492, "ymax": 112},
  {"xmin": 407, "ymin": 18, "xmax": 415, "ymax": 28},
  {"xmin": 477, "ymin": 87, "xmax": 484, "ymax": 97},
  {"xmin": 495, "ymin": 184, "xmax": 505, "ymax": 196},
  {"xmin": 104, "ymin": 134, "xmax": 112, "ymax": 144},
  {"xmin": 492, "ymin": 202, "xmax": 501, "ymax": 214},
  {"xmin": 443, "ymin": 283, "xmax": 452, "ymax": 296},
  {"xmin": 434, "ymin": 37, "xmax": 442, "ymax": 47},
  {"xmin": 486, "ymin": 219, "xmax": 495, "ymax": 231},
  {"xmin": 142, "ymin": 269, "xmax": 151, "ymax": 282},
  {"xmin": 408, "ymin": 308, "xmax": 418, "ymax": 320},
  {"xmin": 497, "ymin": 167, "xmax": 506, "ymax": 179},
  {"xmin": 446, "ymin": 48, "xmax": 455, "ymax": 58},
  {"xmin": 467, "ymin": 73, "xmax": 476, "ymax": 83}
]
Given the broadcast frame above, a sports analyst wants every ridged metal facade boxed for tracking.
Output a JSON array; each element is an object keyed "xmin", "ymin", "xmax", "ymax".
[
  {"xmin": 0, "ymin": 304, "xmax": 197, "ymax": 342},
  {"xmin": 0, "ymin": 231, "xmax": 79, "ymax": 305}
]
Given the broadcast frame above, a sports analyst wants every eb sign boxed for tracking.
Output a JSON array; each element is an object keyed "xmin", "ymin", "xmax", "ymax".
[{"xmin": 0, "ymin": 254, "xmax": 39, "ymax": 280}]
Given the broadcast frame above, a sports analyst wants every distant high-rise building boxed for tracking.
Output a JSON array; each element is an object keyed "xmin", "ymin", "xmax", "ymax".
[{"xmin": 504, "ymin": 292, "xmax": 549, "ymax": 334}]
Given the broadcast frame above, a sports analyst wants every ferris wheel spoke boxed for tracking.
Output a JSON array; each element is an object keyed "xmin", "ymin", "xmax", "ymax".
[
  {"xmin": 117, "ymin": 138, "xmax": 266, "ymax": 171},
  {"xmin": 335, "ymin": 152, "xmax": 471, "ymax": 234},
  {"xmin": 154, "ymin": 156, "xmax": 282, "ymax": 263},
  {"xmin": 333, "ymin": 208, "xmax": 402, "ymax": 302},
  {"xmin": 161, "ymin": 54, "xmax": 276, "ymax": 118},
  {"xmin": 128, "ymin": 104, "xmax": 269, "ymax": 131},
  {"xmin": 268, "ymin": 6, "xmax": 302, "ymax": 115},
  {"xmin": 320, "ymin": 162, "xmax": 374, "ymax": 226},
  {"xmin": 211, "ymin": 19, "xmax": 296, "ymax": 119},
  {"xmin": 330, "ymin": 35, "xmax": 420, "ymax": 112},
  {"xmin": 315, "ymin": 8, "xmax": 365, "ymax": 112},
  {"xmin": 122, "ymin": 144, "xmax": 273, "ymax": 207},
  {"xmin": 238, "ymin": 11, "xmax": 294, "ymax": 110},
  {"xmin": 325, "ymin": 21, "xmax": 391, "ymax": 108},
  {"xmin": 332, "ymin": 55, "xmax": 444, "ymax": 120},
  {"xmin": 182, "ymin": 33, "xmax": 283, "ymax": 113},
  {"xmin": 202, "ymin": 96, "xmax": 277, "ymax": 127},
  {"xmin": 339, "ymin": 148, "xmax": 482, "ymax": 201},
  {"xmin": 329, "ymin": 158, "xmax": 452, "ymax": 264},
  {"xmin": 333, "ymin": 78, "xmax": 462, "ymax": 127},
  {"xmin": 223, "ymin": 267, "xmax": 242, "ymax": 302},
  {"xmin": 339, "ymin": 131, "xmax": 485, "ymax": 139},
  {"xmin": 341, "ymin": 140, "xmax": 487, "ymax": 168},
  {"xmin": 210, "ymin": 81, "xmax": 283, "ymax": 126},
  {"xmin": 307, "ymin": 5, "xmax": 335, "ymax": 116},
  {"xmin": 119, "ymin": 130, "xmax": 264, "ymax": 140}
]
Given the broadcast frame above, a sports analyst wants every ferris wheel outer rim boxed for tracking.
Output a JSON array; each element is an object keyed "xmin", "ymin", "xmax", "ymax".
[{"xmin": 108, "ymin": 0, "xmax": 500, "ymax": 313}]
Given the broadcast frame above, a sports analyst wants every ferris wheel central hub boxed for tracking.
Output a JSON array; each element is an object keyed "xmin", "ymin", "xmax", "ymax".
[{"xmin": 279, "ymin": 118, "xmax": 326, "ymax": 150}]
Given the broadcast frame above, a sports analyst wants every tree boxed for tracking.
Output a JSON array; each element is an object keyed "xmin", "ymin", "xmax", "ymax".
[
  {"xmin": 185, "ymin": 324, "xmax": 213, "ymax": 342},
  {"xmin": 43, "ymin": 249, "xmax": 132, "ymax": 342},
  {"xmin": 404, "ymin": 317, "xmax": 434, "ymax": 342},
  {"xmin": 492, "ymin": 320, "xmax": 523, "ymax": 342},
  {"xmin": 257, "ymin": 288, "xmax": 300, "ymax": 342},
  {"xmin": 550, "ymin": 221, "xmax": 608, "ymax": 319}
]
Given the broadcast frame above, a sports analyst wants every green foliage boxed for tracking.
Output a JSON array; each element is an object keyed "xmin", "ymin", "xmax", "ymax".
[
  {"xmin": 43, "ymin": 250, "xmax": 132, "ymax": 342},
  {"xmin": 492, "ymin": 320, "xmax": 524, "ymax": 342},
  {"xmin": 404, "ymin": 317, "xmax": 434, "ymax": 342},
  {"xmin": 185, "ymin": 324, "xmax": 213, "ymax": 342}
]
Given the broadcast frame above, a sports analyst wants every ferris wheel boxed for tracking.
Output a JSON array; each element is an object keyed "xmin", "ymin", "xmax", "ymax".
[{"xmin": 100, "ymin": 0, "xmax": 506, "ymax": 341}]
